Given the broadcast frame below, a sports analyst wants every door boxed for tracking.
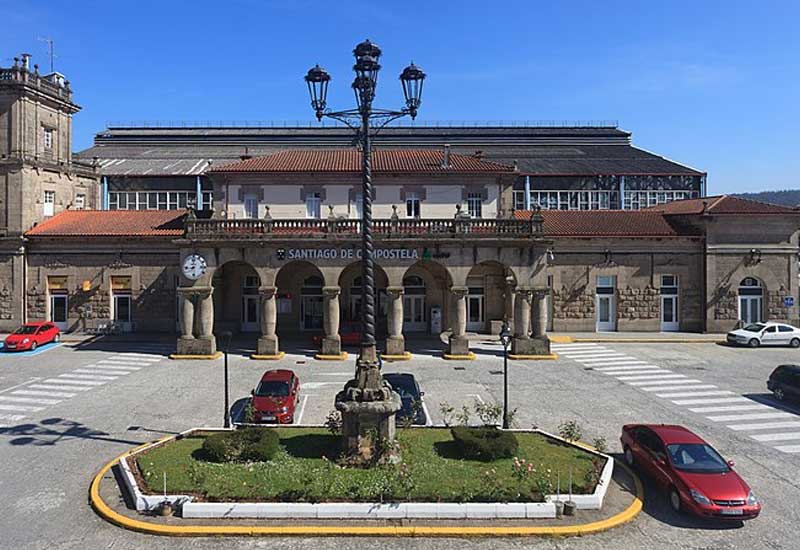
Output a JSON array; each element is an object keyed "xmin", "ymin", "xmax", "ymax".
[
  {"xmin": 739, "ymin": 295, "xmax": 763, "ymax": 324},
  {"xmin": 113, "ymin": 294, "xmax": 132, "ymax": 331},
  {"xmin": 661, "ymin": 296, "xmax": 679, "ymax": 332},
  {"xmin": 761, "ymin": 325, "xmax": 780, "ymax": 346},
  {"xmin": 241, "ymin": 294, "xmax": 259, "ymax": 332},
  {"xmin": 243, "ymin": 193, "xmax": 259, "ymax": 219},
  {"xmin": 466, "ymin": 294, "xmax": 484, "ymax": 332},
  {"xmin": 403, "ymin": 295, "xmax": 426, "ymax": 332},
  {"xmin": 596, "ymin": 276, "xmax": 616, "ymax": 331},
  {"xmin": 50, "ymin": 295, "xmax": 68, "ymax": 331},
  {"xmin": 301, "ymin": 296, "xmax": 323, "ymax": 331}
]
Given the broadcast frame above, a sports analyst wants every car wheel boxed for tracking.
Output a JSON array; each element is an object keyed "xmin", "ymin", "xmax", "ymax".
[
  {"xmin": 791, "ymin": 338, "xmax": 800, "ymax": 348},
  {"xmin": 624, "ymin": 446, "xmax": 635, "ymax": 467},
  {"xmin": 669, "ymin": 487, "xmax": 682, "ymax": 514},
  {"xmin": 30, "ymin": 341, "xmax": 38, "ymax": 351},
  {"xmin": 748, "ymin": 338, "xmax": 760, "ymax": 348},
  {"xmin": 774, "ymin": 387, "xmax": 786, "ymax": 401}
]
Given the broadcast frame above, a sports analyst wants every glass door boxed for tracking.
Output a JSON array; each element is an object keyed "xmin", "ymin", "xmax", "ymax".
[
  {"xmin": 50, "ymin": 295, "xmax": 68, "ymax": 331},
  {"xmin": 466, "ymin": 291, "xmax": 484, "ymax": 332},
  {"xmin": 241, "ymin": 295, "xmax": 259, "ymax": 332},
  {"xmin": 660, "ymin": 275, "xmax": 679, "ymax": 331},
  {"xmin": 596, "ymin": 276, "xmax": 616, "ymax": 331},
  {"xmin": 301, "ymin": 296, "xmax": 324, "ymax": 330},
  {"xmin": 739, "ymin": 296, "xmax": 763, "ymax": 324},
  {"xmin": 403, "ymin": 295, "xmax": 426, "ymax": 332}
]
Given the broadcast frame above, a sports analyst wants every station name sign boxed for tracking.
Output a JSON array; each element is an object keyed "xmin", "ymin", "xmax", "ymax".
[{"xmin": 280, "ymin": 248, "xmax": 420, "ymax": 261}]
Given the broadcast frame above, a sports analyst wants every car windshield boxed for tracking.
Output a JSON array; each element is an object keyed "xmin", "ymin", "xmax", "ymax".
[
  {"xmin": 384, "ymin": 376, "xmax": 418, "ymax": 399},
  {"xmin": 742, "ymin": 323, "xmax": 766, "ymax": 332},
  {"xmin": 667, "ymin": 443, "xmax": 730, "ymax": 473},
  {"xmin": 13, "ymin": 325, "xmax": 39, "ymax": 335},
  {"xmin": 255, "ymin": 381, "xmax": 290, "ymax": 397}
]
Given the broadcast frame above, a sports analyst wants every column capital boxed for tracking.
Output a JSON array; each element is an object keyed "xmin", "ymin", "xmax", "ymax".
[
  {"xmin": 258, "ymin": 285, "xmax": 278, "ymax": 298},
  {"xmin": 450, "ymin": 285, "xmax": 469, "ymax": 298},
  {"xmin": 387, "ymin": 286, "xmax": 405, "ymax": 298},
  {"xmin": 177, "ymin": 286, "xmax": 213, "ymax": 298},
  {"xmin": 322, "ymin": 285, "xmax": 341, "ymax": 297},
  {"xmin": 515, "ymin": 286, "xmax": 535, "ymax": 302},
  {"xmin": 532, "ymin": 287, "xmax": 549, "ymax": 299}
]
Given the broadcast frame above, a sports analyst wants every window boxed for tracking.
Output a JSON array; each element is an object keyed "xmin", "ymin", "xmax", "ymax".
[
  {"xmin": 42, "ymin": 127, "xmax": 53, "ymax": 150},
  {"xmin": 43, "ymin": 190, "xmax": 55, "ymax": 216},
  {"xmin": 74, "ymin": 194, "xmax": 85, "ymax": 210},
  {"xmin": 623, "ymin": 190, "xmax": 698, "ymax": 210},
  {"xmin": 201, "ymin": 191, "xmax": 214, "ymax": 210},
  {"xmin": 352, "ymin": 192, "xmax": 363, "ymax": 219},
  {"xmin": 406, "ymin": 192, "xmax": 421, "ymax": 218},
  {"xmin": 466, "ymin": 193, "xmax": 483, "ymax": 218},
  {"xmin": 525, "ymin": 190, "xmax": 619, "ymax": 211},
  {"xmin": 107, "ymin": 191, "xmax": 203, "ymax": 211},
  {"xmin": 244, "ymin": 193, "xmax": 259, "ymax": 218},
  {"xmin": 306, "ymin": 192, "xmax": 322, "ymax": 219},
  {"xmin": 778, "ymin": 325, "xmax": 794, "ymax": 333}
]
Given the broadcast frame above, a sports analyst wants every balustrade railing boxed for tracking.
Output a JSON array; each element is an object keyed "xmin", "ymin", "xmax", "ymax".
[{"xmin": 185, "ymin": 216, "xmax": 542, "ymax": 239}]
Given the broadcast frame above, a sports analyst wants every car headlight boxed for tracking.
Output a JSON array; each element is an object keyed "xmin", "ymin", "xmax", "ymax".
[
  {"xmin": 278, "ymin": 407, "xmax": 289, "ymax": 413},
  {"xmin": 22, "ymin": 338, "xmax": 30, "ymax": 344},
  {"xmin": 747, "ymin": 491, "xmax": 758, "ymax": 506},
  {"xmin": 690, "ymin": 489, "xmax": 712, "ymax": 505}
]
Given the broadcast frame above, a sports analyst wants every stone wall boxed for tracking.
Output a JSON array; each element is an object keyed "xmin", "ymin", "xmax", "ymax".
[{"xmin": 617, "ymin": 285, "xmax": 659, "ymax": 321}]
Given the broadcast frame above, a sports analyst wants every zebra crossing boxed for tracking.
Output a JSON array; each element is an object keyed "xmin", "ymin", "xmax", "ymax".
[
  {"xmin": 552, "ymin": 342, "xmax": 800, "ymax": 455},
  {"xmin": 0, "ymin": 345, "xmax": 171, "ymax": 428}
]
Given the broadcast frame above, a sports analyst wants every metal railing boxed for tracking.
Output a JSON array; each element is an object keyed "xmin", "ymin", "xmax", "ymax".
[{"xmin": 184, "ymin": 217, "xmax": 543, "ymax": 240}]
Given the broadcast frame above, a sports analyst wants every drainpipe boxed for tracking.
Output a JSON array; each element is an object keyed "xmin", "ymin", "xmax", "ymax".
[
  {"xmin": 20, "ymin": 244, "xmax": 27, "ymax": 324},
  {"xmin": 102, "ymin": 176, "xmax": 109, "ymax": 210},
  {"xmin": 619, "ymin": 176, "xmax": 626, "ymax": 210},
  {"xmin": 524, "ymin": 175, "xmax": 531, "ymax": 210},
  {"xmin": 196, "ymin": 176, "xmax": 202, "ymax": 210}
]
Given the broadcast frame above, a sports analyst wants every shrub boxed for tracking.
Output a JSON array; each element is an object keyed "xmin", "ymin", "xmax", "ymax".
[
  {"xmin": 450, "ymin": 426, "xmax": 518, "ymax": 461},
  {"xmin": 558, "ymin": 420, "xmax": 583, "ymax": 442},
  {"xmin": 202, "ymin": 428, "xmax": 280, "ymax": 463}
]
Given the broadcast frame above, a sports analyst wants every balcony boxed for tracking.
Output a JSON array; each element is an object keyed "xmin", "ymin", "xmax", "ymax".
[{"xmin": 183, "ymin": 216, "xmax": 543, "ymax": 241}]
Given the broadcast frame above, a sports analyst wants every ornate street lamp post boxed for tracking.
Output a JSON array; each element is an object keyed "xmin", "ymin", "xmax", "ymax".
[
  {"xmin": 499, "ymin": 321, "xmax": 512, "ymax": 429},
  {"xmin": 305, "ymin": 40, "xmax": 425, "ymax": 459}
]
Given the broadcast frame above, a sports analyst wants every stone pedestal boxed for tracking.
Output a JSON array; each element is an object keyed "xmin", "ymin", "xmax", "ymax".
[
  {"xmin": 447, "ymin": 286, "xmax": 470, "ymax": 355},
  {"xmin": 321, "ymin": 286, "xmax": 342, "ymax": 356},
  {"xmin": 176, "ymin": 286, "xmax": 216, "ymax": 356},
  {"xmin": 385, "ymin": 286, "xmax": 405, "ymax": 356},
  {"xmin": 511, "ymin": 287, "xmax": 533, "ymax": 355},
  {"xmin": 257, "ymin": 286, "xmax": 280, "ymax": 355}
]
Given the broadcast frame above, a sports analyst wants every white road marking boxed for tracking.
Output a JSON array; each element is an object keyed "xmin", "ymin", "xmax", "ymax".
[
  {"xmin": 575, "ymin": 356, "xmax": 639, "ymax": 363},
  {"xmin": 707, "ymin": 412, "xmax": 795, "ymax": 422},
  {"xmin": 617, "ymin": 374, "xmax": 683, "ymax": 381},
  {"xmin": 468, "ymin": 393, "xmax": 485, "ymax": 404},
  {"xmin": 45, "ymin": 378, "xmax": 105, "ymax": 386},
  {"xmin": 672, "ymin": 397, "xmax": 751, "ymax": 406},
  {"xmin": 0, "ymin": 404, "xmax": 44, "ymax": 412},
  {"xmin": 73, "ymin": 368, "xmax": 130, "ymax": 376},
  {"xmin": 421, "ymin": 399, "xmax": 433, "ymax": 427},
  {"xmin": 295, "ymin": 395, "xmax": 309, "ymax": 425},
  {"xmin": 29, "ymin": 384, "xmax": 92, "ymax": 392},
  {"xmin": 593, "ymin": 364, "xmax": 653, "ymax": 371},
  {"xmin": 115, "ymin": 353, "xmax": 162, "ymax": 360},
  {"xmin": 60, "ymin": 373, "xmax": 118, "ymax": 381},
  {"xmin": 316, "ymin": 373, "xmax": 353, "ymax": 376},
  {"xmin": 551, "ymin": 343, "xmax": 603, "ymax": 349},
  {"xmin": 727, "ymin": 421, "xmax": 800, "ymax": 431},
  {"xmin": 774, "ymin": 445, "xmax": 800, "ymax": 453},
  {"xmin": 0, "ymin": 378, "xmax": 42, "ymax": 395},
  {"xmin": 12, "ymin": 390, "xmax": 76, "ymax": 398},
  {"xmin": 300, "ymin": 382, "xmax": 341, "ymax": 389},
  {"xmin": 0, "ymin": 414, "xmax": 26, "ymax": 422},
  {"xmin": 87, "ymin": 365, "xmax": 141, "ymax": 371},
  {"xmin": 97, "ymin": 360, "xmax": 149, "ymax": 367},
  {"xmin": 642, "ymin": 384, "xmax": 718, "ymax": 392},
  {"xmin": 559, "ymin": 351, "xmax": 620, "ymax": 358},
  {"xmin": 689, "ymin": 404, "xmax": 770, "ymax": 413},
  {"xmin": 751, "ymin": 432, "xmax": 800, "ymax": 442},
  {"xmin": 0, "ymin": 395, "xmax": 61, "ymax": 405},
  {"xmin": 656, "ymin": 390, "xmax": 735, "ymax": 399},
  {"xmin": 601, "ymin": 368, "xmax": 666, "ymax": 375},
  {"xmin": 565, "ymin": 354, "xmax": 630, "ymax": 361},
  {"xmin": 628, "ymin": 379, "xmax": 703, "ymax": 387}
]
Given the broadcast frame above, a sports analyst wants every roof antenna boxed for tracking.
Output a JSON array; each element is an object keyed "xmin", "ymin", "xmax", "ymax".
[{"xmin": 37, "ymin": 37, "xmax": 55, "ymax": 73}]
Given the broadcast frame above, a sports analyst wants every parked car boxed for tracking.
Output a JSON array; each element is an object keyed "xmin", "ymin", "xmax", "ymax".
[
  {"xmin": 767, "ymin": 364, "xmax": 800, "ymax": 402},
  {"xmin": 312, "ymin": 321, "xmax": 362, "ymax": 347},
  {"xmin": 621, "ymin": 424, "xmax": 760, "ymax": 520},
  {"xmin": 3, "ymin": 322, "xmax": 60, "ymax": 351},
  {"xmin": 250, "ymin": 369, "xmax": 299, "ymax": 424},
  {"xmin": 383, "ymin": 372, "xmax": 427, "ymax": 425},
  {"xmin": 726, "ymin": 322, "xmax": 800, "ymax": 348}
]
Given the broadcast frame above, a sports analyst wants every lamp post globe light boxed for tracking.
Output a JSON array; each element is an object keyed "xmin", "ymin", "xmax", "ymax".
[
  {"xmin": 499, "ymin": 321, "xmax": 512, "ymax": 429},
  {"xmin": 305, "ymin": 40, "xmax": 426, "ymax": 460}
]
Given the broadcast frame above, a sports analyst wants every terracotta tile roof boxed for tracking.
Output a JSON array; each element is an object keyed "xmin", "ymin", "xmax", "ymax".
[
  {"xmin": 646, "ymin": 195, "xmax": 798, "ymax": 215},
  {"xmin": 208, "ymin": 149, "xmax": 515, "ymax": 174},
  {"xmin": 514, "ymin": 209, "xmax": 680, "ymax": 237},
  {"xmin": 25, "ymin": 210, "xmax": 186, "ymax": 238}
]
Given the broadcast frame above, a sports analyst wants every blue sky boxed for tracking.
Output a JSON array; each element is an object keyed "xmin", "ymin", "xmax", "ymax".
[{"xmin": 2, "ymin": 0, "xmax": 798, "ymax": 194}]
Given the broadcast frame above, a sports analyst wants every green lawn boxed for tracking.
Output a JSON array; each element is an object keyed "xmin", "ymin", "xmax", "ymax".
[{"xmin": 136, "ymin": 428, "xmax": 602, "ymax": 503}]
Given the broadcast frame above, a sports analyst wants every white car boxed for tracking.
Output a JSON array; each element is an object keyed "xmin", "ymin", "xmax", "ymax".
[{"xmin": 726, "ymin": 322, "xmax": 800, "ymax": 348}]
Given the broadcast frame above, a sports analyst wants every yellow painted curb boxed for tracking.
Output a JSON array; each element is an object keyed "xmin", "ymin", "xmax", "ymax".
[
  {"xmin": 442, "ymin": 352, "xmax": 476, "ymax": 360},
  {"xmin": 380, "ymin": 352, "xmax": 412, "ymax": 361},
  {"xmin": 573, "ymin": 338, "xmax": 723, "ymax": 344},
  {"xmin": 548, "ymin": 335, "xmax": 575, "ymax": 344},
  {"xmin": 314, "ymin": 352, "xmax": 349, "ymax": 361},
  {"xmin": 169, "ymin": 352, "xmax": 223, "ymax": 360},
  {"xmin": 251, "ymin": 352, "xmax": 286, "ymax": 360},
  {"xmin": 90, "ymin": 443, "xmax": 644, "ymax": 537},
  {"xmin": 508, "ymin": 353, "xmax": 559, "ymax": 360}
]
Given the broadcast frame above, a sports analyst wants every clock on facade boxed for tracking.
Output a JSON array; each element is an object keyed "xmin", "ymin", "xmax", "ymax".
[{"xmin": 182, "ymin": 253, "xmax": 208, "ymax": 281}]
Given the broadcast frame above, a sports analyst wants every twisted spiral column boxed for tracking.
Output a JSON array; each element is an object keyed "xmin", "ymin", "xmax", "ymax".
[{"xmin": 360, "ymin": 110, "xmax": 376, "ymax": 349}]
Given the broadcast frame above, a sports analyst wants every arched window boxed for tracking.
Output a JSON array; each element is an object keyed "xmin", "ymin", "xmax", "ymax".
[
  {"xmin": 403, "ymin": 275, "xmax": 425, "ymax": 295},
  {"xmin": 300, "ymin": 276, "xmax": 324, "ymax": 330},
  {"xmin": 738, "ymin": 277, "xmax": 764, "ymax": 324},
  {"xmin": 301, "ymin": 276, "xmax": 323, "ymax": 295}
]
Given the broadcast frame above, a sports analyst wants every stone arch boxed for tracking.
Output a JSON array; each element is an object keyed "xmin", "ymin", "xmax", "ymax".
[
  {"xmin": 465, "ymin": 260, "xmax": 516, "ymax": 334},
  {"xmin": 275, "ymin": 260, "xmax": 326, "ymax": 335},
  {"xmin": 401, "ymin": 260, "xmax": 454, "ymax": 335},
  {"xmin": 338, "ymin": 261, "xmax": 389, "ymax": 334},
  {"xmin": 211, "ymin": 260, "xmax": 261, "ymax": 336}
]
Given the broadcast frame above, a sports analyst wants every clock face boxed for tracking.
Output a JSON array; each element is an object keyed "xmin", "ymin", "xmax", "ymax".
[{"xmin": 182, "ymin": 253, "xmax": 207, "ymax": 281}]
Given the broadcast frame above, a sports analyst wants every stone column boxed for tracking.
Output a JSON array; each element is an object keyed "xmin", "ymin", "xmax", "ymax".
[
  {"xmin": 176, "ymin": 286, "xmax": 216, "ymax": 356},
  {"xmin": 257, "ymin": 286, "xmax": 279, "ymax": 356},
  {"xmin": 511, "ymin": 287, "xmax": 534, "ymax": 355},
  {"xmin": 530, "ymin": 288, "xmax": 551, "ymax": 354},
  {"xmin": 321, "ymin": 286, "xmax": 341, "ymax": 356},
  {"xmin": 447, "ymin": 286, "xmax": 470, "ymax": 356},
  {"xmin": 386, "ymin": 286, "xmax": 405, "ymax": 356},
  {"xmin": 504, "ymin": 277, "xmax": 515, "ymax": 329}
]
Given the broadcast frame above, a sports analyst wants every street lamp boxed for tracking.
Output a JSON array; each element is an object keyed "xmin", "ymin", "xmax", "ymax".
[
  {"xmin": 221, "ymin": 330, "xmax": 232, "ymax": 428},
  {"xmin": 499, "ymin": 321, "xmax": 512, "ymax": 429}
]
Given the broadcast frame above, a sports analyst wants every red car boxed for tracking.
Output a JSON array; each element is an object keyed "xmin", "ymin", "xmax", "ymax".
[
  {"xmin": 312, "ymin": 322, "xmax": 362, "ymax": 347},
  {"xmin": 4, "ymin": 322, "xmax": 61, "ymax": 351},
  {"xmin": 621, "ymin": 424, "xmax": 760, "ymax": 520},
  {"xmin": 250, "ymin": 369, "xmax": 299, "ymax": 424}
]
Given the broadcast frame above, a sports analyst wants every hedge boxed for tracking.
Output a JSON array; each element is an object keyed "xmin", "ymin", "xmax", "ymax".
[{"xmin": 450, "ymin": 426, "xmax": 519, "ymax": 461}]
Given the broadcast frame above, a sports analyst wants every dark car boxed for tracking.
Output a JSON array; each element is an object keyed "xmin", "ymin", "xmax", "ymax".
[
  {"xmin": 250, "ymin": 369, "xmax": 299, "ymax": 424},
  {"xmin": 767, "ymin": 364, "xmax": 800, "ymax": 402},
  {"xmin": 4, "ymin": 322, "xmax": 60, "ymax": 351},
  {"xmin": 383, "ymin": 373, "xmax": 427, "ymax": 426},
  {"xmin": 621, "ymin": 424, "xmax": 760, "ymax": 520}
]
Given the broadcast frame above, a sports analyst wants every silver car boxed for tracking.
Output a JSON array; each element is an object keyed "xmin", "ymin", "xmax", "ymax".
[{"xmin": 726, "ymin": 322, "xmax": 800, "ymax": 348}]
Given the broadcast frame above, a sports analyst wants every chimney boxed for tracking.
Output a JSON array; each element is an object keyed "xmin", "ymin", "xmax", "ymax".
[
  {"xmin": 240, "ymin": 146, "xmax": 252, "ymax": 161},
  {"xmin": 20, "ymin": 53, "xmax": 31, "ymax": 71},
  {"xmin": 441, "ymin": 144, "xmax": 451, "ymax": 169}
]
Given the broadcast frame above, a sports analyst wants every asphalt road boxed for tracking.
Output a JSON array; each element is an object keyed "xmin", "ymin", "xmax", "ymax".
[{"xmin": 0, "ymin": 337, "xmax": 798, "ymax": 549}]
